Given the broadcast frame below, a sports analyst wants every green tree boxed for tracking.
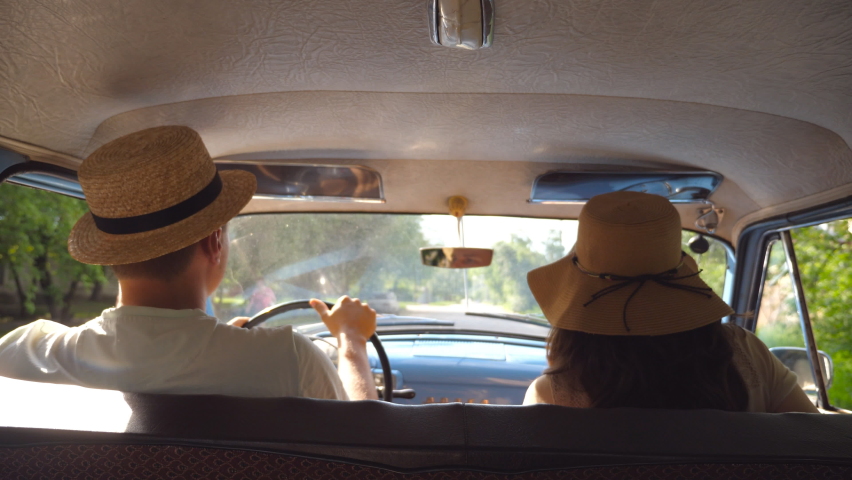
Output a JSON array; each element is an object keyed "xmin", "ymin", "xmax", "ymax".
[
  {"xmin": 222, "ymin": 214, "xmax": 429, "ymax": 308},
  {"xmin": 681, "ymin": 231, "xmax": 727, "ymax": 297},
  {"xmin": 470, "ymin": 235, "xmax": 548, "ymax": 313},
  {"xmin": 420, "ymin": 267, "xmax": 466, "ymax": 304},
  {"xmin": 755, "ymin": 242, "xmax": 805, "ymax": 350},
  {"xmin": 544, "ymin": 230, "xmax": 566, "ymax": 263},
  {"xmin": 0, "ymin": 183, "xmax": 106, "ymax": 323}
]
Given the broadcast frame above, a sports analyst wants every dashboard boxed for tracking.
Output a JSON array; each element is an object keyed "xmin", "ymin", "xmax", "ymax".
[
  {"xmin": 294, "ymin": 315, "xmax": 551, "ymax": 405},
  {"xmin": 369, "ymin": 334, "xmax": 547, "ymax": 405}
]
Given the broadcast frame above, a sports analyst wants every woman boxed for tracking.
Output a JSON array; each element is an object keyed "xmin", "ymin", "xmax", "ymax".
[{"xmin": 523, "ymin": 191, "xmax": 817, "ymax": 413}]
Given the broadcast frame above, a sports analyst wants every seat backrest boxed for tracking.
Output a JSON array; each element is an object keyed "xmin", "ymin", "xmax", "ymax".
[
  {"xmin": 1, "ymin": 375, "xmax": 851, "ymax": 476},
  {"xmin": 3, "ymin": 444, "xmax": 851, "ymax": 480}
]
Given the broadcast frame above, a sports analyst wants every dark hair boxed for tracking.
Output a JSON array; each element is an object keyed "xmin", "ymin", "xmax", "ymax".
[
  {"xmin": 546, "ymin": 321, "xmax": 749, "ymax": 411},
  {"xmin": 111, "ymin": 242, "xmax": 199, "ymax": 281}
]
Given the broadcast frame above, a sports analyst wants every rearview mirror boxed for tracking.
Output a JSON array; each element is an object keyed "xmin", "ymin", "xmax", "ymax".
[
  {"xmin": 769, "ymin": 347, "xmax": 833, "ymax": 391},
  {"xmin": 420, "ymin": 247, "xmax": 493, "ymax": 269}
]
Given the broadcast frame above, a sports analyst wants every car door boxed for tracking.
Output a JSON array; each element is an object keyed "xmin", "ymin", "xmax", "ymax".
[{"xmin": 753, "ymin": 219, "xmax": 852, "ymax": 412}]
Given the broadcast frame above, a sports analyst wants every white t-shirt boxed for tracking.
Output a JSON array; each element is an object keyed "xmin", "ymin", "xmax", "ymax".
[
  {"xmin": 0, "ymin": 306, "xmax": 348, "ymax": 400},
  {"xmin": 523, "ymin": 325, "xmax": 799, "ymax": 412}
]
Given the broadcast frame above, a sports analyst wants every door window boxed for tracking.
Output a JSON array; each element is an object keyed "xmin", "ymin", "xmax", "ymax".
[
  {"xmin": 0, "ymin": 181, "xmax": 117, "ymax": 334},
  {"xmin": 755, "ymin": 241, "xmax": 805, "ymax": 349},
  {"xmin": 756, "ymin": 220, "xmax": 852, "ymax": 409}
]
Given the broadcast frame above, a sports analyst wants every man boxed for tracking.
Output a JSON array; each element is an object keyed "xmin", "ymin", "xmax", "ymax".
[
  {"xmin": 0, "ymin": 125, "xmax": 377, "ymax": 400},
  {"xmin": 246, "ymin": 278, "xmax": 276, "ymax": 316}
]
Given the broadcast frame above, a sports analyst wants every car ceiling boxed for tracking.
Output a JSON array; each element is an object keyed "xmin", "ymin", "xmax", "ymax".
[{"xmin": 1, "ymin": 0, "xmax": 852, "ymax": 243}]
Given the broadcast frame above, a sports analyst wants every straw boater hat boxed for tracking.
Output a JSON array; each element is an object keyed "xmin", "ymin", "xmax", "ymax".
[
  {"xmin": 68, "ymin": 126, "xmax": 257, "ymax": 265},
  {"xmin": 527, "ymin": 191, "xmax": 733, "ymax": 336}
]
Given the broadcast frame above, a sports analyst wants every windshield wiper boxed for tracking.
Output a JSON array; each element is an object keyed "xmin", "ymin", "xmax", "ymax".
[{"xmin": 463, "ymin": 311, "xmax": 549, "ymax": 326}]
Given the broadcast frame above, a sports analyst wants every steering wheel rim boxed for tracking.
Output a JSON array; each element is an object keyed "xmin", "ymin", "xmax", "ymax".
[{"xmin": 244, "ymin": 300, "xmax": 394, "ymax": 402}]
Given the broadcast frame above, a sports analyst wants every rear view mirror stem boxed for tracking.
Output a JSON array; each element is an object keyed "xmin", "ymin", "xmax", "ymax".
[
  {"xmin": 451, "ymin": 196, "xmax": 469, "ymax": 310},
  {"xmin": 419, "ymin": 196, "xmax": 497, "ymax": 311}
]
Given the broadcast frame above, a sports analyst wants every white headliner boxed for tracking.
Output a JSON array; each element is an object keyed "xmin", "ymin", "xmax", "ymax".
[{"xmin": 2, "ymin": 0, "xmax": 852, "ymax": 242}]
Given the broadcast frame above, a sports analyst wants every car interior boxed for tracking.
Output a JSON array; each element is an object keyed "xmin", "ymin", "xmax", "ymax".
[{"xmin": 2, "ymin": 0, "xmax": 852, "ymax": 477}]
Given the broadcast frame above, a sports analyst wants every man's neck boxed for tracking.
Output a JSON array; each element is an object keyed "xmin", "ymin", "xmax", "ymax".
[{"xmin": 117, "ymin": 277, "xmax": 207, "ymax": 311}]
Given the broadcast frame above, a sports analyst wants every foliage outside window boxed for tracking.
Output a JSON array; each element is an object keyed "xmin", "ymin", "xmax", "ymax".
[
  {"xmin": 0, "ymin": 182, "xmax": 731, "ymax": 348},
  {"xmin": 680, "ymin": 231, "xmax": 727, "ymax": 298},
  {"xmin": 216, "ymin": 214, "xmax": 728, "ymax": 322},
  {"xmin": 0, "ymin": 183, "xmax": 114, "ymax": 334},
  {"xmin": 756, "ymin": 221, "xmax": 852, "ymax": 409},
  {"xmin": 465, "ymin": 231, "xmax": 727, "ymax": 315},
  {"xmin": 792, "ymin": 221, "xmax": 852, "ymax": 409},
  {"xmin": 755, "ymin": 242, "xmax": 806, "ymax": 349}
]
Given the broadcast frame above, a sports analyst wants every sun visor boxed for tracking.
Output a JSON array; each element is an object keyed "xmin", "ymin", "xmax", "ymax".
[
  {"xmin": 529, "ymin": 171, "xmax": 723, "ymax": 204},
  {"xmin": 217, "ymin": 163, "xmax": 384, "ymax": 203}
]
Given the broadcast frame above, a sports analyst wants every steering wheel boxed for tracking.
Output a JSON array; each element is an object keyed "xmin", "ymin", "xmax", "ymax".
[{"xmin": 243, "ymin": 300, "xmax": 394, "ymax": 402}]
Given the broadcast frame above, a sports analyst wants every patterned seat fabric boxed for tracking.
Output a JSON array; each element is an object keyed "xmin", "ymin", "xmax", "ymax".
[{"xmin": 1, "ymin": 445, "xmax": 850, "ymax": 480}]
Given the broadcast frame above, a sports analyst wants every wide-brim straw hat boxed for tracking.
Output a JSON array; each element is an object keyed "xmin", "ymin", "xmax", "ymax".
[
  {"xmin": 68, "ymin": 126, "xmax": 256, "ymax": 265},
  {"xmin": 527, "ymin": 191, "xmax": 733, "ymax": 336}
]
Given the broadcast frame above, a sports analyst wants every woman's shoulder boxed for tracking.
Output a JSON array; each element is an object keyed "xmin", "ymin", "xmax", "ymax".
[
  {"xmin": 523, "ymin": 375, "xmax": 554, "ymax": 405},
  {"xmin": 721, "ymin": 322, "xmax": 747, "ymax": 337},
  {"xmin": 722, "ymin": 323, "xmax": 768, "ymax": 369},
  {"xmin": 722, "ymin": 322, "xmax": 803, "ymax": 411},
  {"xmin": 722, "ymin": 323, "xmax": 773, "ymax": 356}
]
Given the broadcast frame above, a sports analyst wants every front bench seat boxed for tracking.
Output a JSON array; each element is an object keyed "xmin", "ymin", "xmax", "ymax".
[{"xmin": 1, "ymin": 376, "xmax": 850, "ymax": 478}]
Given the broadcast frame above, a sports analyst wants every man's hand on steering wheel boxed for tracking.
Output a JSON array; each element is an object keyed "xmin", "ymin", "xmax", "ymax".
[
  {"xmin": 309, "ymin": 296, "xmax": 376, "ymax": 343},
  {"xmin": 309, "ymin": 296, "xmax": 379, "ymax": 401},
  {"xmin": 227, "ymin": 317, "xmax": 250, "ymax": 328},
  {"xmin": 244, "ymin": 298, "xmax": 392, "ymax": 402}
]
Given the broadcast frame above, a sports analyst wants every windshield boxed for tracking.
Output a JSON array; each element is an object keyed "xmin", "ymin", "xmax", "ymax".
[{"xmin": 213, "ymin": 214, "xmax": 728, "ymax": 325}]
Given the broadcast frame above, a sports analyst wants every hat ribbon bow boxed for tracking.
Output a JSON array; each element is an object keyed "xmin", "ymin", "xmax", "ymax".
[{"xmin": 572, "ymin": 253, "xmax": 714, "ymax": 332}]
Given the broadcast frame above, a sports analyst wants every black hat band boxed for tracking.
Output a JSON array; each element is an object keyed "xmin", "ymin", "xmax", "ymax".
[{"xmin": 91, "ymin": 172, "xmax": 223, "ymax": 235}]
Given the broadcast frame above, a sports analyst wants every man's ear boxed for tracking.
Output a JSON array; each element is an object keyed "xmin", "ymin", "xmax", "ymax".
[{"xmin": 199, "ymin": 228, "xmax": 224, "ymax": 265}]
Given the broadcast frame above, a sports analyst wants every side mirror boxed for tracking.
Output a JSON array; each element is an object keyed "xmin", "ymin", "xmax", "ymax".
[
  {"xmin": 769, "ymin": 347, "xmax": 834, "ymax": 391},
  {"xmin": 420, "ymin": 247, "xmax": 493, "ymax": 269}
]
